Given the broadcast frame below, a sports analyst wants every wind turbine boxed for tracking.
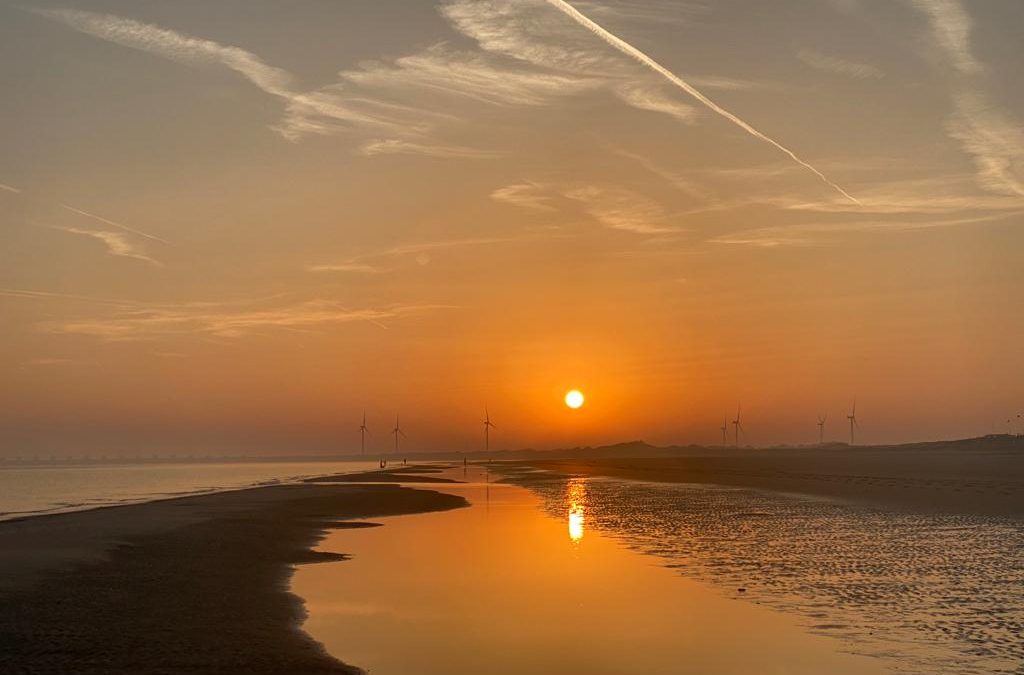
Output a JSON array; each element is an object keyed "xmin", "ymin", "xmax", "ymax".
[
  {"xmin": 847, "ymin": 399, "xmax": 859, "ymax": 445},
  {"xmin": 817, "ymin": 414, "xmax": 827, "ymax": 445},
  {"xmin": 483, "ymin": 407, "xmax": 496, "ymax": 456},
  {"xmin": 719, "ymin": 416, "xmax": 728, "ymax": 447},
  {"xmin": 359, "ymin": 411, "xmax": 370, "ymax": 456},
  {"xmin": 392, "ymin": 414, "xmax": 406, "ymax": 455},
  {"xmin": 732, "ymin": 404, "xmax": 743, "ymax": 447}
]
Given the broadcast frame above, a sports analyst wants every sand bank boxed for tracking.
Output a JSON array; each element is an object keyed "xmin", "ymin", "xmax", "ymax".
[
  {"xmin": 0, "ymin": 482, "xmax": 466, "ymax": 673},
  {"xmin": 304, "ymin": 465, "xmax": 460, "ymax": 484}
]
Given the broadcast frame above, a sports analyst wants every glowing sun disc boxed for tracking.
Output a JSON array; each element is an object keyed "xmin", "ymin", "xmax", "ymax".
[{"xmin": 565, "ymin": 390, "xmax": 585, "ymax": 409}]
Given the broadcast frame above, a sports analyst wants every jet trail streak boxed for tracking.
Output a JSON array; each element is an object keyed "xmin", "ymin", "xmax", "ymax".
[{"xmin": 543, "ymin": 0, "xmax": 861, "ymax": 205}]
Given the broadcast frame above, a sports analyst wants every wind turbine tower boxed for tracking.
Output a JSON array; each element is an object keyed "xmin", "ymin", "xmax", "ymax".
[
  {"xmin": 817, "ymin": 414, "xmax": 827, "ymax": 445},
  {"xmin": 359, "ymin": 411, "xmax": 370, "ymax": 456},
  {"xmin": 483, "ymin": 407, "xmax": 496, "ymax": 456},
  {"xmin": 392, "ymin": 414, "xmax": 406, "ymax": 455},
  {"xmin": 847, "ymin": 400, "xmax": 859, "ymax": 445},
  {"xmin": 732, "ymin": 405, "xmax": 743, "ymax": 447},
  {"xmin": 720, "ymin": 416, "xmax": 728, "ymax": 447}
]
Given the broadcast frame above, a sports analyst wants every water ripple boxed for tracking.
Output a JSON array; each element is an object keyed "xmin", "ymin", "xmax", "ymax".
[{"xmin": 506, "ymin": 471, "xmax": 1024, "ymax": 675}]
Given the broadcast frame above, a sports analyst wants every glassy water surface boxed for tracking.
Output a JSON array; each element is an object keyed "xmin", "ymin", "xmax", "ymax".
[
  {"xmin": 295, "ymin": 467, "xmax": 888, "ymax": 675},
  {"xmin": 0, "ymin": 460, "xmax": 379, "ymax": 520}
]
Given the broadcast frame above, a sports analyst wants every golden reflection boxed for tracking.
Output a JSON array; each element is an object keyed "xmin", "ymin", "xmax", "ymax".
[{"xmin": 566, "ymin": 478, "xmax": 587, "ymax": 542}]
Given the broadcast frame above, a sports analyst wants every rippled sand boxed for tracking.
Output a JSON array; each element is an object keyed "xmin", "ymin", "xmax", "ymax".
[{"xmin": 505, "ymin": 469, "xmax": 1024, "ymax": 675}]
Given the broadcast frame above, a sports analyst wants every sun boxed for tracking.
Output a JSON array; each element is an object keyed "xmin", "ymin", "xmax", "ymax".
[{"xmin": 564, "ymin": 390, "xmax": 585, "ymax": 409}]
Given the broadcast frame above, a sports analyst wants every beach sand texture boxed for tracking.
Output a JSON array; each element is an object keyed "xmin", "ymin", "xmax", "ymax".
[{"xmin": 0, "ymin": 482, "xmax": 466, "ymax": 674}]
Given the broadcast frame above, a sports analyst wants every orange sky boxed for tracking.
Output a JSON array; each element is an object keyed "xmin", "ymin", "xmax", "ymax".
[{"xmin": 1, "ymin": 0, "xmax": 1022, "ymax": 456}]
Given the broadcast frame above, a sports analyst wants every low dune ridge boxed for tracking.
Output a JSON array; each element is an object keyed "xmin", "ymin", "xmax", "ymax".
[{"xmin": 0, "ymin": 482, "xmax": 467, "ymax": 674}]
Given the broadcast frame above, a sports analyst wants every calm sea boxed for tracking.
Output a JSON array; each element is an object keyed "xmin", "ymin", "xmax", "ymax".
[{"xmin": 0, "ymin": 460, "xmax": 380, "ymax": 521}]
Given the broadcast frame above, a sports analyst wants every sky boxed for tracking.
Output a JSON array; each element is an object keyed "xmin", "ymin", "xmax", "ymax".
[{"xmin": 1, "ymin": 0, "xmax": 1022, "ymax": 457}]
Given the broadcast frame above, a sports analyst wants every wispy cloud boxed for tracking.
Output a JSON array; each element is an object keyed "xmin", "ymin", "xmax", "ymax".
[
  {"xmin": 341, "ymin": 44, "xmax": 599, "ymax": 107},
  {"xmin": 682, "ymin": 75, "xmax": 785, "ymax": 92},
  {"xmin": 307, "ymin": 235, "xmax": 534, "ymax": 274},
  {"xmin": 565, "ymin": 185, "xmax": 679, "ymax": 233},
  {"xmin": 774, "ymin": 174, "xmax": 1024, "ymax": 215},
  {"xmin": 574, "ymin": 0, "xmax": 708, "ymax": 26},
  {"xmin": 494, "ymin": 178, "xmax": 689, "ymax": 234},
  {"xmin": 0, "ymin": 287, "xmax": 136, "ymax": 306},
  {"xmin": 40, "ymin": 299, "xmax": 452, "ymax": 340},
  {"xmin": 0, "ymin": 182, "xmax": 21, "ymax": 194},
  {"xmin": 54, "ymin": 226, "xmax": 160, "ymax": 265},
  {"xmin": 946, "ymin": 90, "xmax": 1024, "ymax": 198},
  {"xmin": 612, "ymin": 81, "xmax": 699, "ymax": 123},
  {"xmin": 908, "ymin": 0, "xmax": 1024, "ymax": 197},
  {"xmin": 26, "ymin": 358, "xmax": 80, "ymax": 367},
  {"xmin": 612, "ymin": 148, "xmax": 709, "ymax": 200},
  {"xmin": 33, "ymin": 7, "xmax": 601, "ymax": 149},
  {"xmin": 797, "ymin": 48, "xmax": 884, "ymax": 80},
  {"xmin": 305, "ymin": 262, "xmax": 382, "ymax": 274},
  {"xmin": 491, "ymin": 182, "xmax": 557, "ymax": 211},
  {"xmin": 358, "ymin": 139, "xmax": 499, "ymax": 159},
  {"xmin": 33, "ymin": 1, "xmax": 798, "ymax": 176},
  {"xmin": 440, "ymin": 0, "xmax": 780, "ymax": 127},
  {"xmin": 34, "ymin": 8, "xmax": 293, "ymax": 93},
  {"xmin": 710, "ymin": 209, "xmax": 1021, "ymax": 248},
  {"xmin": 682, "ymin": 159, "xmax": 1023, "ymax": 216},
  {"xmin": 908, "ymin": 0, "xmax": 980, "ymax": 75},
  {"xmin": 33, "ymin": 8, "xmax": 426, "ymax": 142}
]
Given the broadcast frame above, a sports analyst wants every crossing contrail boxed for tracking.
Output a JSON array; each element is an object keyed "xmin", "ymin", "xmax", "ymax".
[
  {"xmin": 62, "ymin": 205, "xmax": 170, "ymax": 244},
  {"xmin": 543, "ymin": 0, "xmax": 861, "ymax": 205}
]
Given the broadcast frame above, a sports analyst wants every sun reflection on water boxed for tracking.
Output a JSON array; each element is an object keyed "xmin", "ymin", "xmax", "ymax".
[{"xmin": 566, "ymin": 478, "xmax": 587, "ymax": 542}]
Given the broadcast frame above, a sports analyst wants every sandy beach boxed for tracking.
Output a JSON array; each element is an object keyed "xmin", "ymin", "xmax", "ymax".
[
  {"xmin": 512, "ymin": 443, "xmax": 1024, "ymax": 517},
  {"xmin": 0, "ymin": 478, "xmax": 466, "ymax": 674}
]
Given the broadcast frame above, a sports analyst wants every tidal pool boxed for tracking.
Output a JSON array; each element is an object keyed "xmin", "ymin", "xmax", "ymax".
[{"xmin": 293, "ymin": 467, "xmax": 887, "ymax": 675}]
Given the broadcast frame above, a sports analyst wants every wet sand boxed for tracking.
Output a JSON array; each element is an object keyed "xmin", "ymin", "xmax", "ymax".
[
  {"xmin": 500, "ymin": 460, "xmax": 1024, "ymax": 673},
  {"xmin": 515, "ymin": 445, "xmax": 1024, "ymax": 516},
  {"xmin": 304, "ymin": 465, "xmax": 461, "ymax": 484},
  {"xmin": 0, "ymin": 482, "xmax": 466, "ymax": 674}
]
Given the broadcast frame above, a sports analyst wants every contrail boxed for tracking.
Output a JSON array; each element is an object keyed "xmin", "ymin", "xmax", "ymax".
[
  {"xmin": 543, "ymin": 0, "xmax": 861, "ymax": 205},
  {"xmin": 62, "ymin": 205, "xmax": 171, "ymax": 244}
]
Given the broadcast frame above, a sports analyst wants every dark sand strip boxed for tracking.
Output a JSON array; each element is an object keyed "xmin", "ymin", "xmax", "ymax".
[
  {"xmin": 0, "ymin": 483, "xmax": 466, "ymax": 674},
  {"xmin": 305, "ymin": 466, "xmax": 460, "ymax": 484},
  {"xmin": 511, "ymin": 447, "xmax": 1024, "ymax": 516}
]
